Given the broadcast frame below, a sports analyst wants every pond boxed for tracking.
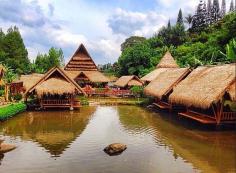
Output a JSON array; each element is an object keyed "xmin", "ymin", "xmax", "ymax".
[{"xmin": 0, "ymin": 106, "xmax": 235, "ymax": 173}]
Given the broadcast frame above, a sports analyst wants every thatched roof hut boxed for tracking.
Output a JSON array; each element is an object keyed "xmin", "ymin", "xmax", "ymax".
[
  {"xmin": 227, "ymin": 82, "xmax": 236, "ymax": 102},
  {"xmin": 114, "ymin": 75, "xmax": 143, "ymax": 88},
  {"xmin": 144, "ymin": 68, "xmax": 190, "ymax": 99},
  {"xmin": 26, "ymin": 67, "xmax": 85, "ymax": 97},
  {"xmin": 156, "ymin": 51, "xmax": 179, "ymax": 68},
  {"xmin": 64, "ymin": 44, "xmax": 109, "ymax": 83},
  {"xmin": 169, "ymin": 64, "xmax": 236, "ymax": 109},
  {"xmin": 0, "ymin": 65, "xmax": 5, "ymax": 86},
  {"xmin": 65, "ymin": 70, "xmax": 110, "ymax": 83},
  {"xmin": 141, "ymin": 51, "xmax": 179, "ymax": 82},
  {"xmin": 19, "ymin": 73, "xmax": 44, "ymax": 91}
]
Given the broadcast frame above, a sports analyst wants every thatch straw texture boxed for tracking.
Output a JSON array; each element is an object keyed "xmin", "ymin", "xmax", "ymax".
[
  {"xmin": 64, "ymin": 44, "xmax": 98, "ymax": 71},
  {"xmin": 65, "ymin": 70, "xmax": 110, "ymax": 83},
  {"xmin": 156, "ymin": 51, "xmax": 179, "ymax": 68},
  {"xmin": 114, "ymin": 75, "xmax": 143, "ymax": 88},
  {"xmin": 169, "ymin": 64, "xmax": 236, "ymax": 109},
  {"xmin": 20, "ymin": 73, "xmax": 44, "ymax": 91},
  {"xmin": 141, "ymin": 68, "xmax": 169, "ymax": 82},
  {"xmin": 144, "ymin": 68, "xmax": 190, "ymax": 99},
  {"xmin": 227, "ymin": 82, "xmax": 235, "ymax": 101},
  {"xmin": 26, "ymin": 67, "xmax": 85, "ymax": 97},
  {"xmin": 35, "ymin": 78, "xmax": 76, "ymax": 97}
]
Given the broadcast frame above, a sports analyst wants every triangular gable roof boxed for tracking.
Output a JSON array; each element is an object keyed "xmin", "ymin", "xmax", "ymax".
[
  {"xmin": 156, "ymin": 51, "xmax": 179, "ymax": 68},
  {"xmin": 114, "ymin": 75, "xmax": 143, "ymax": 88},
  {"xmin": 75, "ymin": 71, "xmax": 110, "ymax": 83},
  {"xmin": 64, "ymin": 44, "xmax": 98, "ymax": 71},
  {"xmin": 26, "ymin": 67, "xmax": 86, "ymax": 96}
]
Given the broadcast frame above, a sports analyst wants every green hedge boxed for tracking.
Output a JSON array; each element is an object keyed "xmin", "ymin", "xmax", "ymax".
[{"xmin": 0, "ymin": 102, "xmax": 26, "ymax": 121}]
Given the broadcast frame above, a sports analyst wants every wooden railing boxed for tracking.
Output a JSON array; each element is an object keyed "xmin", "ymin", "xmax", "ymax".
[
  {"xmin": 42, "ymin": 99, "xmax": 71, "ymax": 105},
  {"xmin": 222, "ymin": 112, "xmax": 236, "ymax": 121},
  {"xmin": 84, "ymin": 88, "xmax": 133, "ymax": 97}
]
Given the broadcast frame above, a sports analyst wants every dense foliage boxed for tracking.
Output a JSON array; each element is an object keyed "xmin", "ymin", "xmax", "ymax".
[
  {"xmin": 0, "ymin": 102, "xmax": 26, "ymax": 121},
  {"xmin": 117, "ymin": 11, "xmax": 236, "ymax": 77},
  {"xmin": 0, "ymin": 27, "xmax": 30, "ymax": 74},
  {"xmin": 0, "ymin": 26, "xmax": 65, "ymax": 75}
]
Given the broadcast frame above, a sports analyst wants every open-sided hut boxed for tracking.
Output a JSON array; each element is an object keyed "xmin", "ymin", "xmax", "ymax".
[
  {"xmin": 64, "ymin": 44, "xmax": 109, "ymax": 87},
  {"xmin": 25, "ymin": 67, "xmax": 85, "ymax": 109},
  {"xmin": 114, "ymin": 75, "xmax": 143, "ymax": 89},
  {"xmin": 144, "ymin": 68, "xmax": 190, "ymax": 110},
  {"xmin": 141, "ymin": 51, "xmax": 179, "ymax": 83},
  {"xmin": 169, "ymin": 64, "xmax": 236, "ymax": 125}
]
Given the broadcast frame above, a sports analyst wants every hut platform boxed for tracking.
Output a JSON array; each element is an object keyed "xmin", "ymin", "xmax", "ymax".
[
  {"xmin": 178, "ymin": 110, "xmax": 236, "ymax": 124},
  {"xmin": 153, "ymin": 101, "xmax": 172, "ymax": 110}
]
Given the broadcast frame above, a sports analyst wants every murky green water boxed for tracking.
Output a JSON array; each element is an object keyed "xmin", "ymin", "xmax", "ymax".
[{"xmin": 0, "ymin": 106, "xmax": 235, "ymax": 173}]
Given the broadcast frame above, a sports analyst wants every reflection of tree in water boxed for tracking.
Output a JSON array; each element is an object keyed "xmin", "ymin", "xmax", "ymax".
[
  {"xmin": 0, "ymin": 107, "xmax": 96, "ymax": 157},
  {"xmin": 0, "ymin": 154, "xmax": 4, "ymax": 165},
  {"xmin": 118, "ymin": 106, "xmax": 236, "ymax": 173}
]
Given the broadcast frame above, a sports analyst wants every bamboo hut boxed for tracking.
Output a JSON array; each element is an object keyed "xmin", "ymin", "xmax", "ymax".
[
  {"xmin": 169, "ymin": 64, "xmax": 236, "ymax": 125},
  {"xmin": 25, "ymin": 67, "xmax": 85, "ymax": 109},
  {"xmin": 11, "ymin": 73, "xmax": 44, "ymax": 95},
  {"xmin": 114, "ymin": 75, "xmax": 143, "ymax": 89},
  {"xmin": 141, "ymin": 51, "xmax": 179, "ymax": 83},
  {"xmin": 64, "ymin": 44, "xmax": 109, "ymax": 87},
  {"xmin": 144, "ymin": 68, "xmax": 190, "ymax": 110}
]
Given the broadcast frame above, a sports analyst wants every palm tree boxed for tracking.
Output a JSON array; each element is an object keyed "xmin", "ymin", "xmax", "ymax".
[
  {"xmin": 2, "ymin": 64, "xmax": 17, "ymax": 102},
  {"xmin": 185, "ymin": 14, "xmax": 193, "ymax": 29}
]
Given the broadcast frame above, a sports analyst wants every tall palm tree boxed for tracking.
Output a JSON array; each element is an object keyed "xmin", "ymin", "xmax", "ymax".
[{"xmin": 185, "ymin": 14, "xmax": 193, "ymax": 29}]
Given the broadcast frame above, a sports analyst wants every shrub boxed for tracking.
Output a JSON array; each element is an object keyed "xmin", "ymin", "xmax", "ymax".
[
  {"xmin": 13, "ymin": 93, "xmax": 23, "ymax": 101},
  {"xmin": 0, "ymin": 102, "xmax": 26, "ymax": 121}
]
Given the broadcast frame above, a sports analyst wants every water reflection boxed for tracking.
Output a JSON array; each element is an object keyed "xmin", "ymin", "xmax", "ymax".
[
  {"xmin": 0, "ymin": 107, "xmax": 95, "ymax": 157},
  {"xmin": 118, "ymin": 106, "xmax": 236, "ymax": 173},
  {"xmin": 0, "ymin": 106, "xmax": 235, "ymax": 173}
]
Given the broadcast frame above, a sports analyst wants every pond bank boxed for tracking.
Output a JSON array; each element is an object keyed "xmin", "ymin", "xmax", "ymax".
[{"xmin": 0, "ymin": 102, "xmax": 26, "ymax": 121}]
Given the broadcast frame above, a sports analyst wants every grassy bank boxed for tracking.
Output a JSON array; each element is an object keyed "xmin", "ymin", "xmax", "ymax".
[{"xmin": 0, "ymin": 102, "xmax": 26, "ymax": 121}]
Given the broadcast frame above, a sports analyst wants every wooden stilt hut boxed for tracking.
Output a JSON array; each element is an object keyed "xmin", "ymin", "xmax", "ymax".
[
  {"xmin": 64, "ymin": 44, "xmax": 109, "ymax": 88},
  {"xmin": 144, "ymin": 68, "xmax": 191, "ymax": 111},
  {"xmin": 141, "ymin": 51, "xmax": 179, "ymax": 84},
  {"xmin": 25, "ymin": 67, "xmax": 86, "ymax": 110},
  {"xmin": 169, "ymin": 64, "xmax": 236, "ymax": 125}
]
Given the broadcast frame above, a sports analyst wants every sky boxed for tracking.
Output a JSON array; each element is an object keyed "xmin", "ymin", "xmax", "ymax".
[{"xmin": 0, "ymin": 0, "xmax": 233, "ymax": 65}]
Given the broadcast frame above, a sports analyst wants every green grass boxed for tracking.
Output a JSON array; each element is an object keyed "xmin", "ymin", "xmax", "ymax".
[{"xmin": 0, "ymin": 102, "xmax": 26, "ymax": 121}]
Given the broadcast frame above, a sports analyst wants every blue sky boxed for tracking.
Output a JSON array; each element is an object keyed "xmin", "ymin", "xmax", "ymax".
[{"xmin": 0, "ymin": 0, "xmax": 232, "ymax": 65}]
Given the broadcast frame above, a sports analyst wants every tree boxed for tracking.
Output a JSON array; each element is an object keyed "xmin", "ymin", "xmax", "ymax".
[
  {"xmin": 34, "ymin": 47, "xmax": 64, "ymax": 73},
  {"xmin": 177, "ymin": 9, "xmax": 184, "ymax": 27},
  {"xmin": 1, "ymin": 26, "xmax": 30, "ymax": 74},
  {"xmin": 211, "ymin": 0, "xmax": 221, "ymax": 22},
  {"xmin": 120, "ymin": 36, "xmax": 146, "ymax": 52},
  {"xmin": 229, "ymin": 0, "xmax": 234, "ymax": 12},
  {"xmin": 221, "ymin": 0, "xmax": 226, "ymax": 17},
  {"xmin": 185, "ymin": 14, "xmax": 193, "ymax": 28},
  {"xmin": 192, "ymin": 1, "xmax": 208, "ymax": 31}
]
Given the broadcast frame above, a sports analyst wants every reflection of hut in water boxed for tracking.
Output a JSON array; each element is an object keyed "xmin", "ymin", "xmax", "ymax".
[
  {"xmin": 169, "ymin": 64, "xmax": 236, "ymax": 125},
  {"xmin": 0, "ymin": 107, "xmax": 96, "ymax": 157},
  {"xmin": 144, "ymin": 68, "xmax": 190, "ymax": 111},
  {"xmin": 141, "ymin": 51, "xmax": 179, "ymax": 84},
  {"xmin": 117, "ymin": 106, "xmax": 236, "ymax": 173}
]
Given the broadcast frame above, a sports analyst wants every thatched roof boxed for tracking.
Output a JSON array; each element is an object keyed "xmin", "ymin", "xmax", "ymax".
[
  {"xmin": 65, "ymin": 70, "xmax": 110, "ymax": 83},
  {"xmin": 19, "ymin": 73, "xmax": 44, "ymax": 91},
  {"xmin": 64, "ymin": 44, "xmax": 98, "ymax": 71},
  {"xmin": 141, "ymin": 68, "xmax": 169, "ymax": 82},
  {"xmin": 26, "ymin": 67, "xmax": 86, "ymax": 97},
  {"xmin": 0, "ymin": 65, "xmax": 5, "ymax": 85},
  {"xmin": 169, "ymin": 64, "xmax": 236, "ymax": 109},
  {"xmin": 141, "ymin": 51, "xmax": 179, "ymax": 82},
  {"xmin": 114, "ymin": 75, "xmax": 143, "ymax": 88},
  {"xmin": 144, "ymin": 68, "xmax": 190, "ymax": 99},
  {"xmin": 156, "ymin": 51, "xmax": 179, "ymax": 68}
]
